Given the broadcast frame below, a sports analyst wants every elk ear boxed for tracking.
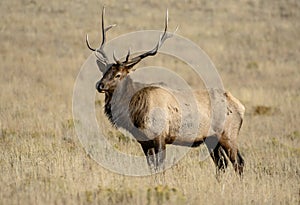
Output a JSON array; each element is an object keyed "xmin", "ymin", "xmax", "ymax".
[
  {"xmin": 96, "ymin": 59, "xmax": 110, "ymax": 73},
  {"xmin": 96, "ymin": 59, "xmax": 106, "ymax": 73}
]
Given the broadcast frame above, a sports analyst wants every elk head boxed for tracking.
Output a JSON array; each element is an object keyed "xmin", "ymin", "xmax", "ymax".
[{"xmin": 86, "ymin": 7, "xmax": 176, "ymax": 94}]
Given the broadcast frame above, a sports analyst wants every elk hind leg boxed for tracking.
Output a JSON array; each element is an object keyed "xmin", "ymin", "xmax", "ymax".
[
  {"xmin": 220, "ymin": 139, "xmax": 244, "ymax": 176},
  {"xmin": 237, "ymin": 149, "xmax": 245, "ymax": 174}
]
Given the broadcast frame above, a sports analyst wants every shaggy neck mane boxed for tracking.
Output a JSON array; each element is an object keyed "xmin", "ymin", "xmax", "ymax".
[
  {"xmin": 103, "ymin": 77, "xmax": 136, "ymax": 127},
  {"xmin": 104, "ymin": 91, "xmax": 113, "ymax": 123}
]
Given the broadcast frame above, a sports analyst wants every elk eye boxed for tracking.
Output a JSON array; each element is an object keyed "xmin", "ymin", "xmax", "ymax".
[{"xmin": 115, "ymin": 73, "xmax": 121, "ymax": 79}]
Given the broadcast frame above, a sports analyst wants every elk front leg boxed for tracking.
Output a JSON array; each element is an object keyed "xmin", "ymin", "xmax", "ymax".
[
  {"xmin": 153, "ymin": 136, "xmax": 166, "ymax": 172},
  {"xmin": 139, "ymin": 137, "xmax": 166, "ymax": 173},
  {"xmin": 139, "ymin": 141, "xmax": 156, "ymax": 171}
]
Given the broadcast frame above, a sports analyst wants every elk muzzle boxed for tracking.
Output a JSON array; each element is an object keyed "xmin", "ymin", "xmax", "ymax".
[{"xmin": 96, "ymin": 81, "xmax": 105, "ymax": 93}]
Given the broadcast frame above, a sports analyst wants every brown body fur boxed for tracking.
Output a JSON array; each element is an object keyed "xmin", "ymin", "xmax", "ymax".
[{"xmin": 126, "ymin": 86, "xmax": 245, "ymax": 174}]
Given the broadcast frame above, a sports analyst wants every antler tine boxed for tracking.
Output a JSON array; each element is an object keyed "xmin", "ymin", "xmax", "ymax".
[
  {"xmin": 155, "ymin": 9, "xmax": 178, "ymax": 50},
  {"xmin": 158, "ymin": 9, "xmax": 177, "ymax": 48},
  {"xmin": 99, "ymin": 7, "xmax": 116, "ymax": 50},
  {"xmin": 86, "ymin": 7, "xmax": 116, "ymax": 54},
  {"xmin": 113, "ymin": 51, "xmax": 122, "ymax": 64},
  {"xmin": 99, "ymin": 6, "xmax": 116, "ymax": 50},
  {"xmin": 123, "ymin": 9, "xmax": 176, "ymax": 67},
  {"xmin": 113, "ymin": 48, "xmax": 130, "ymax": 65},
  {"xmin": 86, "ymin": 34, "xmax": 96, "ymax": 51},
  {"xmin": 125, "ymin": 48, "xmax": 131, "ymax": 62}
]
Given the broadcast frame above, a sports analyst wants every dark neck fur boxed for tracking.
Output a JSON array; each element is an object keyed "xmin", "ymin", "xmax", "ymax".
[
  {"xmin": 103, "ymin": 77, "xmax": 135, "ymax": 126},
  {"xmin": 104, "ymin": 91, "xmax": 113, "ymax": 123}
]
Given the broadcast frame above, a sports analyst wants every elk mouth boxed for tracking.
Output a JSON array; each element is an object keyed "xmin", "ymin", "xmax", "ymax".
[
  {"xmin": 97, "ymin": 88, "xmax": 108, "ymax": 93},
  {"xmin": 96, "ymin": 87, "xmax": 112, "ymax": 93}
]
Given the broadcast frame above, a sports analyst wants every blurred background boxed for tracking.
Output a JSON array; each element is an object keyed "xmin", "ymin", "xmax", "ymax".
[{"xmin": 0, "ymin": 0, "xmax": 299, "ymax": 204}]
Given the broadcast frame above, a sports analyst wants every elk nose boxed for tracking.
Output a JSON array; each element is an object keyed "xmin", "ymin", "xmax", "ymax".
[{"xmin": 96, "ymin": 81, "xmax": 104, "ymax": 92}]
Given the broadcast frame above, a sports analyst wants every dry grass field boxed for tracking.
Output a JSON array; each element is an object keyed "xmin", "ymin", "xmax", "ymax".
[{"xmin": 1, "ymin": 0, "xmax": 300, "ymax": 204}]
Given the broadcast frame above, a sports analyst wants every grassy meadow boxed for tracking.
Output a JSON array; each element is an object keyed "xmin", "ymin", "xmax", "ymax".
[{"xmin": 0, "ymin": 0, "xmax": 299, "ymax": 204}]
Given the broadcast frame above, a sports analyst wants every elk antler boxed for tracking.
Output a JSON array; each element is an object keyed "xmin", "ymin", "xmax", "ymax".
[
  {"xmin": 116, "ymin": 10, "xmax": 178, "ymax": 68},
  {"xmin": 86, "ymin": 7, "xmax": 116, "ymax": 64}
]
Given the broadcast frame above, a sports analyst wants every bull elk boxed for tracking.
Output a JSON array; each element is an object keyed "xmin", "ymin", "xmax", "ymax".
[{"xmin": 86, "ymin": 8, "xmax": 245, "ymax": 175}]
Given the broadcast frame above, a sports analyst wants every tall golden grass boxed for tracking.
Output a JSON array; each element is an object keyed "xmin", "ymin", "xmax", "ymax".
[{"xmin": 0, "ymin": 0, "xmax": 299, "ymax": 204}]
